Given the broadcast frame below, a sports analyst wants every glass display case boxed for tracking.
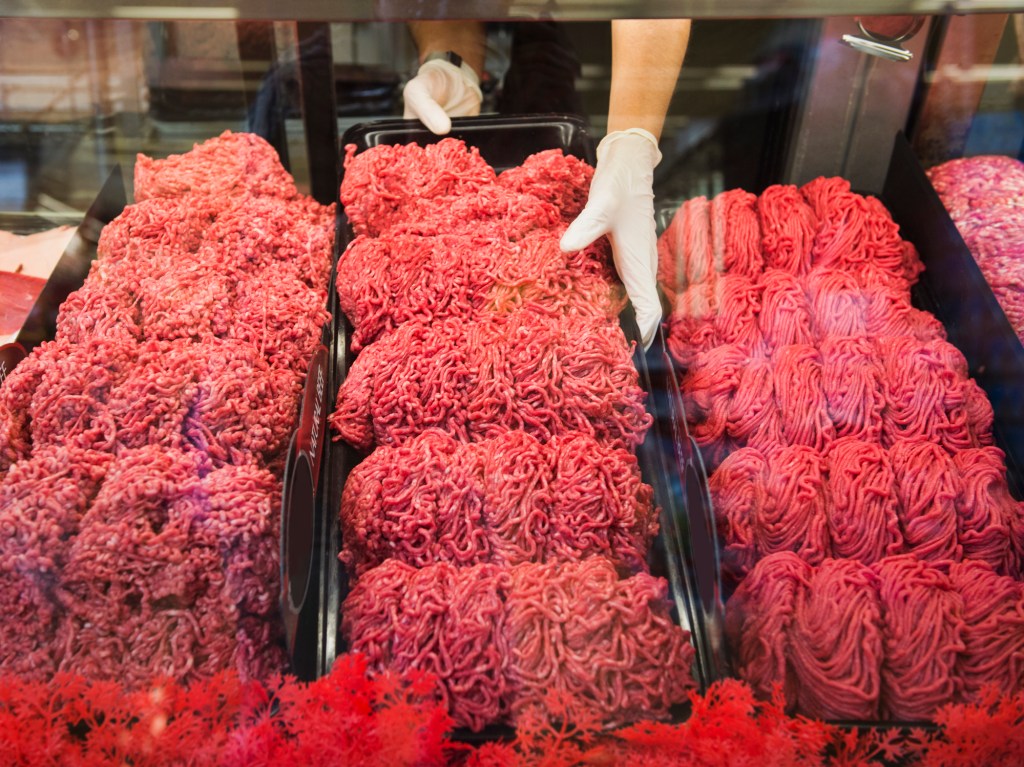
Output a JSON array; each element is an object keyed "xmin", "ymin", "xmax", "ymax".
[{"xmin": 1, "ymin": 4, "xmax": 1023, "ymax": 762}]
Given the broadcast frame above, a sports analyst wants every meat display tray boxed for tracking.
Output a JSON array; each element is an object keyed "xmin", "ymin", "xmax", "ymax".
[
  {"xmin": 671, "ymin": 131, "xmax": 1021, "ymax": 730},
  {"xmin": 297, "ymin": 115, "xmax": 719, "ymax": 736}
]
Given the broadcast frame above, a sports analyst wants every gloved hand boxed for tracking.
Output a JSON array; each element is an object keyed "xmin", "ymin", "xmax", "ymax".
[
  {"xmin": 560, "ymin": 128, "xmax": 663, "ymax": 349},
  {"xmin": 403, "ymin": 57, "xmax": 483, "ymax": 135}
]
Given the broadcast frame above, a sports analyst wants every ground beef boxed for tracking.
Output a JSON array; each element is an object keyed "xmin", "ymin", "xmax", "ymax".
[
  {"xmin": 228, "ymin": 263, "xmax": 331, "ymax": 377},
  {"xmin": 97, "ymin": 194, "xmax": 220, "ymax": 264},
  {"xmin": 819, "ymin": 335, "xmax": 886, "ymax": 443},
  {"xmin": 789, "ymin": 558, "xmax": 884, "ymax": 720},
  {"xmin": 708, "ymin": 447, "xmax": 765, "ymax": 581},
  {"xmin": 772, "ymin": 344, "xmax": 836, "ymax": 452},
  {"xmin": 723, "ymin": 551, "xmax": 811, "ymax": 706},
  {"xmin": 56, "ymin": 446, "xmax": 284, "ymax": 687},
  {"xmin": 712, "ymin": 188, "xmax": 763, "ymax": 280},
  {"xmin": 806, "ymin": 267, "xmax": 868, "ymax": 341},
  {"xmin": 89, "ymin": 336, "xmax": 301, "ymax": 466},
  {"xmin": 341, "ymin": 139, "xmax": 497, "ymax": 236},
  {"xmin": 342, "ymin": 557, "xmax": 693, "ymax": 731},
  {"xmin": 340, "ymin": 142, "xmax": 599, "ymax": 243},
  {"xmin": 726, "ymin": 356, "xmax": 781, "ymax": 454},
  {"xmin": 333, "ymin": 137, "xmax": 694, "ymax": 731},
  {"xmin": 671, "ymin": 175, "xmax": 1024, "ymax": 724},
  {"xmin": 758, "ymin": 269, "xmax": 816, "ymax": 355},
  {"xmin": 657, "ymin": 196, "xmax": 713, "ymax": 303},
  {"xmin": 388, "ymin": 188, "xmax": 564, "ymax": 241},
  {"xmin": 133, "ymin": 130, "xmax": 299, "ymax": 202},
  {"xmin": 330, "ymin": 308, "xmax": 651, "ymax": 453},
  {"xmin": 663, "ymin": 177, "xmax": 1009, "ymax": 579},
  {"xmin": 759, "ymin": 184, "xmax": 818, "ymax": 276},
  {"xmin": 948, "ymin": 560, "xmax": 1024, "ymax": 703},
  {"xmin": 754, "ymin": 444, "xmax": 831, "ymax": 565},
  {"xmin": 714, "ymin": 274, "xmax": 766, "ymax": 354},
  {"xmin": 197, "ymin": 194, "xmax": 335, "ymax": 290},
  {"xmin": 727, "ymin": 551, "xmax": 1024, "ymax": 720},
  {"xmin": 173, "ymin": 337, "xmax": 301, "ymax": 469},
  {"xmin": 137, "ymin": 259, "xmax": 239, "ymax": 342},
  {"xmin": 889, "ymin": 439, "xmax": 962, "ymax": 563},
  {"xmin": 496, "ymin": 148, "xmax": 593, "ymax": 219},
  {"xmin": 709, "ymin": 435, "xmax": 1020, "ymax": 577},
  {"xmin": 955, "ymin": 447, "xmax": 1018, "ymax": 575},
  {"xmin": 873, "ymin": 555, "xmax": 964, "ymax": 721},
  {"xmin": 926, "ymin": 155, "xmax": 1024, "ymax": 219},
  {"xmin": 825, "ymin": 437, "xmax": 903, "ymax": 564},
  {"xmin": 0, "ymin": 131, "xmax": 332, "ymax": 688},
  {"xmin": 25, "ymin": 337, "xmax": 138, "ymax": 456},
  {"xmin": 0, "ymin": 446, "xmax": 112, "ymax": 679},
  {"xmin": 106, "ymin": 339, "xmax": 199, "ymax": 451},
  {"xmin": 337, "ymin": 227, "xmax": 618, "ymax": 351},
  {"xmin": 927, "ymin": 155, "xmax": 1024, "ymax": 343},
  {"xmin": 340, "ymin": 429, "xmax": 656, "ymax": 575},
  {"xmin": 56, "ymin": 266, "xmax": 143, "ymax": 347}
]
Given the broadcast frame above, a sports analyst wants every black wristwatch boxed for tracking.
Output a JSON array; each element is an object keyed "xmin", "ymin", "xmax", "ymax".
[
  {"xmin": 422, "ymin": 50, "xmax": 480, "ymax": 84},
  {"xmin": 423, "ymin": 50, "xmax": 464, "ymax": 69}
]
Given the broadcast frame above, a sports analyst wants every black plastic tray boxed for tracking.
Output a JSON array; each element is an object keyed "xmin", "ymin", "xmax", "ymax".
[
  {"xmin": 312, "ymin": 115, "xmax": 719, "ymax": 730},
  {"xmin": 336, "ymin": 113, "xmax": 595, "ymax": 171}
]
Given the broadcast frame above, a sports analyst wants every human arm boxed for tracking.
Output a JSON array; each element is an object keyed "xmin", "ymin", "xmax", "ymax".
[{"xmin": 561, "ymin": 19, "xmax": 691, "ymax": 348}]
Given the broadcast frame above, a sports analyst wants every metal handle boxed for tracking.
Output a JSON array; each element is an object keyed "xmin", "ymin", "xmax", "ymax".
[{"xmin": 841, "ymin": 34, "xmax": 915, "ymax": 62}]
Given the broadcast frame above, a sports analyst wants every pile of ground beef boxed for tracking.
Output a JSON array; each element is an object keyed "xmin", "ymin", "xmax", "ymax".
[
  {"xmin": 710, "ymin": 437, "xmax": 1020, "ymax": 580},
  {"xmin": 333, "ymin": 138, "xmax": 694, "ymax": 731},
  {"xmin": 0, "ymin": 131, "xmax": 333, "ymax": 685},
  {"xmin": 661, "ymin": 176, "xmax": 1024, "ymax": 721},
  {"xmin": 336, "ymin": 228, "xmax": 619, "ymax": 351},
  {"xmin": 927, "ymin": 155, "xmax": 1024, "ymax": 343},
  {"xmin": 342, "ymin": 558, "xmax": 694, "ymax": 732},
  {"xmin": 340, "ymin": 429, "xmax": 656, "ymax": 575},
  {"xmin": 726, "ymin": 551, "xmax": 1023, "ymax": 719},
  {"xmin": 329, "ymin": 306, "xmax": 651, "ymax": 454}
]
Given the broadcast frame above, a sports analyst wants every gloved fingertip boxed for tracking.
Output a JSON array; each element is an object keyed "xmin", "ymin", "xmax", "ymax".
[
  {"xmin": 425, "ymin": 113, "xmax": 453, "ymax": 135},
  {"xmin": 636, "ymin": 305, "xmax": 663, "ymax": 351},
  {"xmin": 560, "ymin": 215, "xmax": 604, "ymax": 253}
]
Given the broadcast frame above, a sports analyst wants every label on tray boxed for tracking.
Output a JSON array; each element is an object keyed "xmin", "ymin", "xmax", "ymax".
[
  {"xmin": 295, "ymin": 344, "xmax": 329, "ymax": 486},
  {"xmin": 0, "ymin": 343, "xmax": 26, "ymax": 386}
]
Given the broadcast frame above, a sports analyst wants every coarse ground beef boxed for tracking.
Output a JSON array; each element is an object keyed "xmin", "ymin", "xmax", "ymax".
[
  {"xmin": 341, "ymin": 139, "xmax": 497, "ymax": 236},
  {"xmin": 342, "ymin": 557, "xmax": 693, "ymax": 731},
  {"xmin": 97, "ymin": 194, "xmax": 220, "ymax": 264},
  {"xmin": 25, "ymin": 337, "xmax": 138, "ymax": 456},
  {"xmin": 496, "ymin": 148, "xmax": 593, "ymax": 219},
  {"xmin": 133, "ymin": 130, "xmax": 299, "ymax": 202},
  {"xmin": 0, "ymin": 446, "xmax": 113, "ymax": 680},
  {"xmin": 171, "ymin": 337, "xmax": 301, "ymax": 469},
  {"xmin": 136, "ymin": 259, "xmax": 239, "ymax": 343},
  {"xmin": 56, "ymin": 446, "xmax": 285, "ymax": 687},
  {"xmin": 197, "ymin": 194, "xmax": 335, "ymax": 290},
  {"xmin": 330, "ymin": 308, "xmax": 650, "ymax": 453},
  {"xmin": 333, "ymin": 137, "xmax": 694, "ymax": 732},
  {"xmin": 337, "ymin": 227, "xmax": 618, "ymax": 351},
  {"xmin": 0, "ymin": 130, "xmax": 334, "ymax": 687},
  {"xmin": 228, "ymin": 263, "xmax": 331, "ymax": 377},
  {"xmin": 340, "ymin": 429, "xmax": 656, "ymax": 574}
]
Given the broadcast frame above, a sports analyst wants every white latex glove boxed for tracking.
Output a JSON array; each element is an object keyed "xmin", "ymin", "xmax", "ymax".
[
  {"xmin": 560, "ymin": 129, "xmax": 663, "ymax": 350},
  {"xmin": 402, "ymin": 58, "xmax": 483, "ymax": 135}
]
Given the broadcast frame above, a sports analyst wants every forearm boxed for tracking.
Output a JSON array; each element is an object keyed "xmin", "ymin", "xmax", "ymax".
[
  {"xmin": 408, "ymin": 21, "xmax": 487, "ymax": 79},
  {"xmin": 607, "ymin": 19, "xmax": 691, "ymax": 139}
]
